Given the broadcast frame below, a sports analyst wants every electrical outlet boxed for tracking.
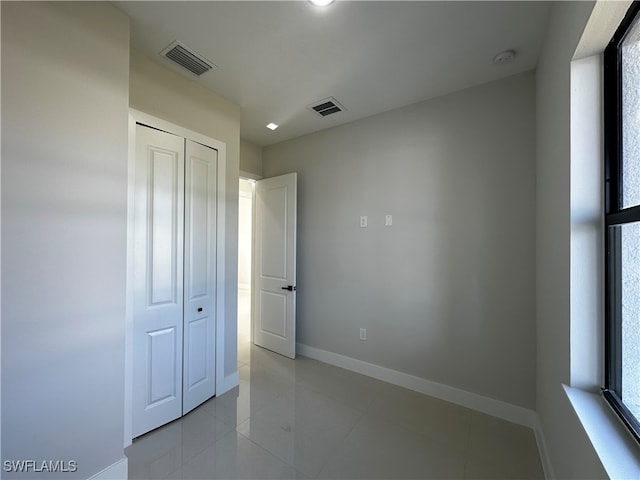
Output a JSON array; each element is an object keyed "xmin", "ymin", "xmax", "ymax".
[
  {"xmin": 385, "ymin": 214, "xmax": 393, "ymax": 226},
  {"xmin": 360, "ymin": 216, "xmax": 368, "ymax": 228},
  {"xmin": 360, "ymin": 328, "xmax": 367, "ymax": 341}
]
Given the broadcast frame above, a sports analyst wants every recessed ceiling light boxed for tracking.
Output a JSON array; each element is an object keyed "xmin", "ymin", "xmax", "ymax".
[
  {"xmin": 266, "ymin": 122, "xmax": 279, "ymax": 131},
  {"xmin": 309, "ymin": 0, "xmax": 335, "ymax": 6}
]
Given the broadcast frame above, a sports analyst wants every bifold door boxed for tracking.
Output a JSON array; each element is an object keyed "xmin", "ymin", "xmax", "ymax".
[
  {"xmin": 132, "ymin": 124, "xmax": 217, "ymax": 438},
  {"xmin": 182, "ymin": 139, "xmax": 218, "ymax": 415}
]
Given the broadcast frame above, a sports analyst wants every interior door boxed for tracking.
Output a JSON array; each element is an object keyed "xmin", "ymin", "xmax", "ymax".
[
  {"xmin": 182, "ymin": 140, "xmax": 217, "ymax": 414},
  {"xmin": 132, "ymin": 124, "xmax": 185, "ymax": 437},
  {"xmin": 254, "ymin": 173, "xmax": 297, "ymax": 359}
]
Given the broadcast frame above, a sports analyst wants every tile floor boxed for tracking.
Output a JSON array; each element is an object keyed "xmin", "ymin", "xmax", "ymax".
[{"xmin": 126, "ymin": 342, "xmax": 545, "ymax": 479}]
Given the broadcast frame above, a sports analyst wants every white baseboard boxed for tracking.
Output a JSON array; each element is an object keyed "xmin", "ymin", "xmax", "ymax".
[
  {"xmin": 297, "ymin": 343, "xmax": 553, "ymax": 478},
  {"xmin": 296, "ymin": 343, "xmax": 538, "ymax": 427},
  {"xmin": 531, "ymin": 416, "xmax": 556, "ymax": 480},
  {"xmin": 88, "ymin": 457, "xmax": 128, "ymax": 480}
]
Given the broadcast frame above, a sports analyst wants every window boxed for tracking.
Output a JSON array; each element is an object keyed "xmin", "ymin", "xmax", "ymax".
[{"xmin": 604, "ymin": 0, "xmax": 640, "ymax": 444}]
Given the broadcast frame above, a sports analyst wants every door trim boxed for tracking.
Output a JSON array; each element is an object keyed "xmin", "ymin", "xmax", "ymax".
[
  {"xmin": 124, "ymin": 109, "xmax": 228, "ymax": 446},
  {"xmin": 238, "ymin": 176, "xmax": 261, "ymax": 346}
]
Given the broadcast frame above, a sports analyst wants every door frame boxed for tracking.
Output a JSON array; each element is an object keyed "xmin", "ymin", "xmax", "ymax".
[
  {"xmin": 124, "ymin": 109, "xmax": 228, "ymax": 446},
  {"xmin": 238, "ymin": 173, "xmax": 262, "ymax": 347}
]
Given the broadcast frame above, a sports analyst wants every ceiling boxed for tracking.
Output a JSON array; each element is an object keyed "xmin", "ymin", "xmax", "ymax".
[{"xmin": 116, "ymin": 1, "xmax": 552, "ymax": 147}]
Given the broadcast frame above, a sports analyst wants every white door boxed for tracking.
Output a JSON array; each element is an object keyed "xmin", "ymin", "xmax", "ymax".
[
  {"xmin": 182, "ymin": 140, "xmax": 217, "ymax": 415},
  {"xmin": 132, "ymin": 125, "xmax": 185, "ymax": 437},
  {"xmin": 254, "ymin": 173, "xmax": 297, "ymax": 359}
]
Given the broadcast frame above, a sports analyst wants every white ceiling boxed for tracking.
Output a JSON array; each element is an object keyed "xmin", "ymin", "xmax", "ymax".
[{"xmin": 116, "ymin": 1, "xmax": 552, "ymax": 147}]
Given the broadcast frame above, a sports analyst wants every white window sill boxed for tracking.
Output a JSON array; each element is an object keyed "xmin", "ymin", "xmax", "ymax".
[{"xmin": 564, "ymin": 385, "xmax": 640, "ymax": 479}]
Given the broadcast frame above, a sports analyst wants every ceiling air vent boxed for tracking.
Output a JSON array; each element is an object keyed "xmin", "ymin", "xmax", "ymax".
[
  {"xmin": 160, "ymin": 41, "xmax": 215, "ymax": 76},
  {"xmin": 308, "ymin": 97, "xmax": 345, "ymax": 117}
]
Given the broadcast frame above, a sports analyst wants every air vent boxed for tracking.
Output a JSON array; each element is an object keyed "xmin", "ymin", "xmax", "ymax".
[
  {"xmin": 160, "ymin": 41, "xmax": 215, "ymax": 76},
  {"xmin": 308, "ymin": 97, "xmax": 345, "ymax": 117}
]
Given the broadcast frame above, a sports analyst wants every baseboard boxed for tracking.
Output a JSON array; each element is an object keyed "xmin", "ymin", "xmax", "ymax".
[
  {"xmin": 297, "ymin": 343, "xmax": 554, "ymax": 477},
  {"xmin": 88, "ymin": 457, "xmax": 128, "ymax": 480},
  {"xmin": 531, "ymin": 416, "xmax": 556, "ymax": 480},
  {"xmin": 296, "ymin": 343, "xmax": 538, "ymax": 428}
]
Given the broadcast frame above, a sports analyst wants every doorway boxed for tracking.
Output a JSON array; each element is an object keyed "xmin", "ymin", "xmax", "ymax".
[
  {"xmin": 125, "ymin": 109, "xmax": 229, "ymax": 445},
  {"xmin": 238, "ymin": 178, "xmax": 254, "ymax": 365},
  {"xmin": 237, "ymin": 173, "xmax": 298, "ymax": 361}
]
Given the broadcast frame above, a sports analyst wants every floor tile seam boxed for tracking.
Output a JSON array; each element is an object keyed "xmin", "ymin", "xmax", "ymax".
[
  {"xmin": 127, "ymin": 427, "xmax": 200, "ymax": 478},
  {"xmin": 177, "ymin": 428, "xmax": 239, "ymax": 469},
  {"xmin": 310, "ymin": 406, "xmax": 372, "ymax": 479},
  {"xmin": 360, "ymin": 383, "xmax": 395, "ymax": 416},
  {"xmin": 292, "ymin": 382, "xmax": 365, "ymax": 412},
  {"xmin": 195, "ymin": 398, "xmax": 227, "ymax": 423},
  {"xmin": 359, "ymin": 409, "xmax": 470, "ymax": 461},
  {"xmin": 211, "ymin": 382, "xmax": 296, "ymax": 429},
  {"xmin": 357, "ymin": 399, "xmax": 472, "ymax": 455},
  {"xmin": 234, "ymin": 421, "xmax": 332, "ymax": 480},
  {"xmin": 177, "ymin": 422, "xmax": 238, "ymax": 468},
  {"xmin": 234, "ymin": 427, "xmax": 309, "ymax": 479},
  {"xmin": 292, "ymin": 381, "xmax": 374, "ymax": 415},
  {"xmin": 234, "ymin": 382, "xmax": 299, "ymax": 428},
  {"xmin": 128, "ymin": 461, "xmax": 180, "ymax": 480},
  {"xmin": 211, "ymin": 408, "xmax": 249, "ymax": 430},
  {"xmin": 364, "ymin": 389, "xmax": 481, "ymax": 445},
  {"xmin": 235, "ymin": 384, "xmax": 366, "ymax": 478},
  {"xmin": 248, "ymin": 372, "xmax": 297, "ymax": 391},
  {"xmin": 258, "ymin": 382, "xmax": 299, "ymax": 413}
]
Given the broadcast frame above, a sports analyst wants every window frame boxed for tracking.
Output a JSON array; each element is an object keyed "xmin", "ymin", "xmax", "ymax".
[{"xmin": 603, "ymin": 0, "xmax": 640, "ymax": 445}]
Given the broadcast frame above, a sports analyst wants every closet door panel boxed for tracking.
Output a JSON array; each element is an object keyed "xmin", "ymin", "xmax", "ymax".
[
  {"xmin": 132, "ymin": 124, "xmax": 185, "ymax": 438},
  {"xmin": 183, "ymin": 139, "xmax": 218, "ymax": 414}
]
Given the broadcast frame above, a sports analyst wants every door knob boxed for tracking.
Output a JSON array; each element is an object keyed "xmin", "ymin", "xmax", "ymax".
[{"xmin": 281, "ymin": 285, "xmax": 296, "ymax": 291}]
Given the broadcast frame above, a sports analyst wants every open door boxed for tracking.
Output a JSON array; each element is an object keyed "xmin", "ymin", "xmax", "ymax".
[{"xmin": 254, "ymin": 173, "xmax": 297, "ymax": 359}]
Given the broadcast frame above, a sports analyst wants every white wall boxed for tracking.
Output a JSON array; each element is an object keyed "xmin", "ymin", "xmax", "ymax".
[
  {"xmin": 1, "ymin": 3, "xmax": 129, "ymax": 478},
  {"xmin": 535, "ymin": 1, "xmax": 609, "ymax": 477},
  {"xmin": 537, "ymin": 1, "xmax": 638, "ymax": 477},
  {"xmin": 129, "ymin": 49, "xmax": 241, "ymax": 383},
  {"xmin": 264, "ymin": 72, "xmax": 537, "ymax": 409}
]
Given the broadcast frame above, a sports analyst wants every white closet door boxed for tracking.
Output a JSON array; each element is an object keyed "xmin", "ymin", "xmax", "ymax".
[
  {"xmin": 132, "ymin": 125, "xmax": 185, "ymax": 438},
  {"xmin": 182, "ymin": 140, "xmax": 218, "ymax": 414}
]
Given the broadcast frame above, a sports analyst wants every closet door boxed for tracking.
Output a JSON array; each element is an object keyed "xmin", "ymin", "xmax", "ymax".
[
  {"xmin": 182, "ymin": 140, "xmax": 218, "ymax": 414},
  {"xmin": 132, "ymin": 125, "xmax": 185, "ymax": 438}
]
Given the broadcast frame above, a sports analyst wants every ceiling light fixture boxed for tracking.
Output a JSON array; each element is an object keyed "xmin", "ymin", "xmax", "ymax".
[
  {"xmin": 309, "ymin": 0, "xmax": 335, "ymax": 7},
  {"xmin": 266, "ymin": 122, "xmax": 279, "ymax": 131},
  {"xmin": 493, "ymin": 50, "xmax": 516, "ymax": 66}
]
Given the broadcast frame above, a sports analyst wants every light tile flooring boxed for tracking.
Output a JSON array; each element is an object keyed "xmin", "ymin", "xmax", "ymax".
[{"xmin": 127, "ymin": 342, "xmax": 545, "ymax": 479}]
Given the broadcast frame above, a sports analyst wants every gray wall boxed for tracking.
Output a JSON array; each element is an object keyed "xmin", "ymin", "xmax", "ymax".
[
  {"xmin": 240, "ymin": 140, "xmax": 263, "ymax": 177},
  {"xmin": 1, "ymin": 3, "xmax": 130, "ymax": 478},
  {"xmin": 264, "ymin": 72, "xmax": 537, "ymax": 409}
]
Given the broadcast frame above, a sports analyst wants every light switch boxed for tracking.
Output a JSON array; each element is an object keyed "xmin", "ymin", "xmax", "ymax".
[
  {"xmin": 360, "ymin": 216, "xmax": 368, "ymax": 228},
  {"xmin": 385, "ymin": 214, "xmax": 393, "ymax": 226}
]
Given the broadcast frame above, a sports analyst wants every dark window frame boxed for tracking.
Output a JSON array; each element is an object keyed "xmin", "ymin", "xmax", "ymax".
[{"xmin": 603, "ymin": 0, "xmax": 640, "ymax": 445}]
